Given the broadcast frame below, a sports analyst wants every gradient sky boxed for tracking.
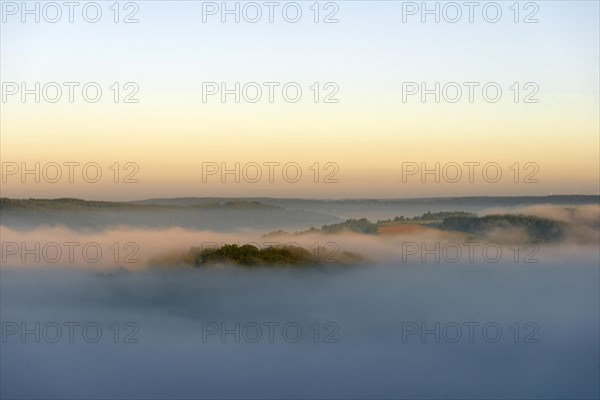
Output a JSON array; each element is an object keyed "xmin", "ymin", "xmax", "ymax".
[{"xmin": 1, "ymin": 0, "xmax": 598, "ymax": 199}]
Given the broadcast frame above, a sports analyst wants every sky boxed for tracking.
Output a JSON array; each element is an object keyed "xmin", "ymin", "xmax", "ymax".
[{"xmin": 1, "ymin": 0, "xmax": 599, "ymax": 200}]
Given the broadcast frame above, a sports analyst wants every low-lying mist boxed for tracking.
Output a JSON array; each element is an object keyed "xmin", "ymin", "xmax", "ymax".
[
  {"xmin": 2, "ymin": 256, "xmax": 598, "ymax": 399},
  {"xmin": 1, "ymin": 202, "xmax": 598, "ymax": 399}
]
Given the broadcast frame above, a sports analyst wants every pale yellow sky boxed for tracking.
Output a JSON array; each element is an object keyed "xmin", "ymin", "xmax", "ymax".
[{"xmin": 1, "ymin": 2, "xmax": 598, "ymax": 199}]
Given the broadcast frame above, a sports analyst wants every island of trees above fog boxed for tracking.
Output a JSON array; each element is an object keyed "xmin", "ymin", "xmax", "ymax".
[{"xmin": 179, "ymin": 244, "xmax": 362, "ymax": 268}]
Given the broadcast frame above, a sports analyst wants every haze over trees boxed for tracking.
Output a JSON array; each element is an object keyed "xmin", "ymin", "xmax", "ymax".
[
  {"xmin": 265, "ymin": 211, "xmax": 569, "ymax": 244},
  {"xmin": 1, "ymin": 197, "xmax": 590, "ymax": 245},
  {"xmin": 441, "ymin": 214, "xmax": 565, "ymax": 242},
  {"xmin": 377, "ymin": 211, "xmax": 477, "ymax": 223}
]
